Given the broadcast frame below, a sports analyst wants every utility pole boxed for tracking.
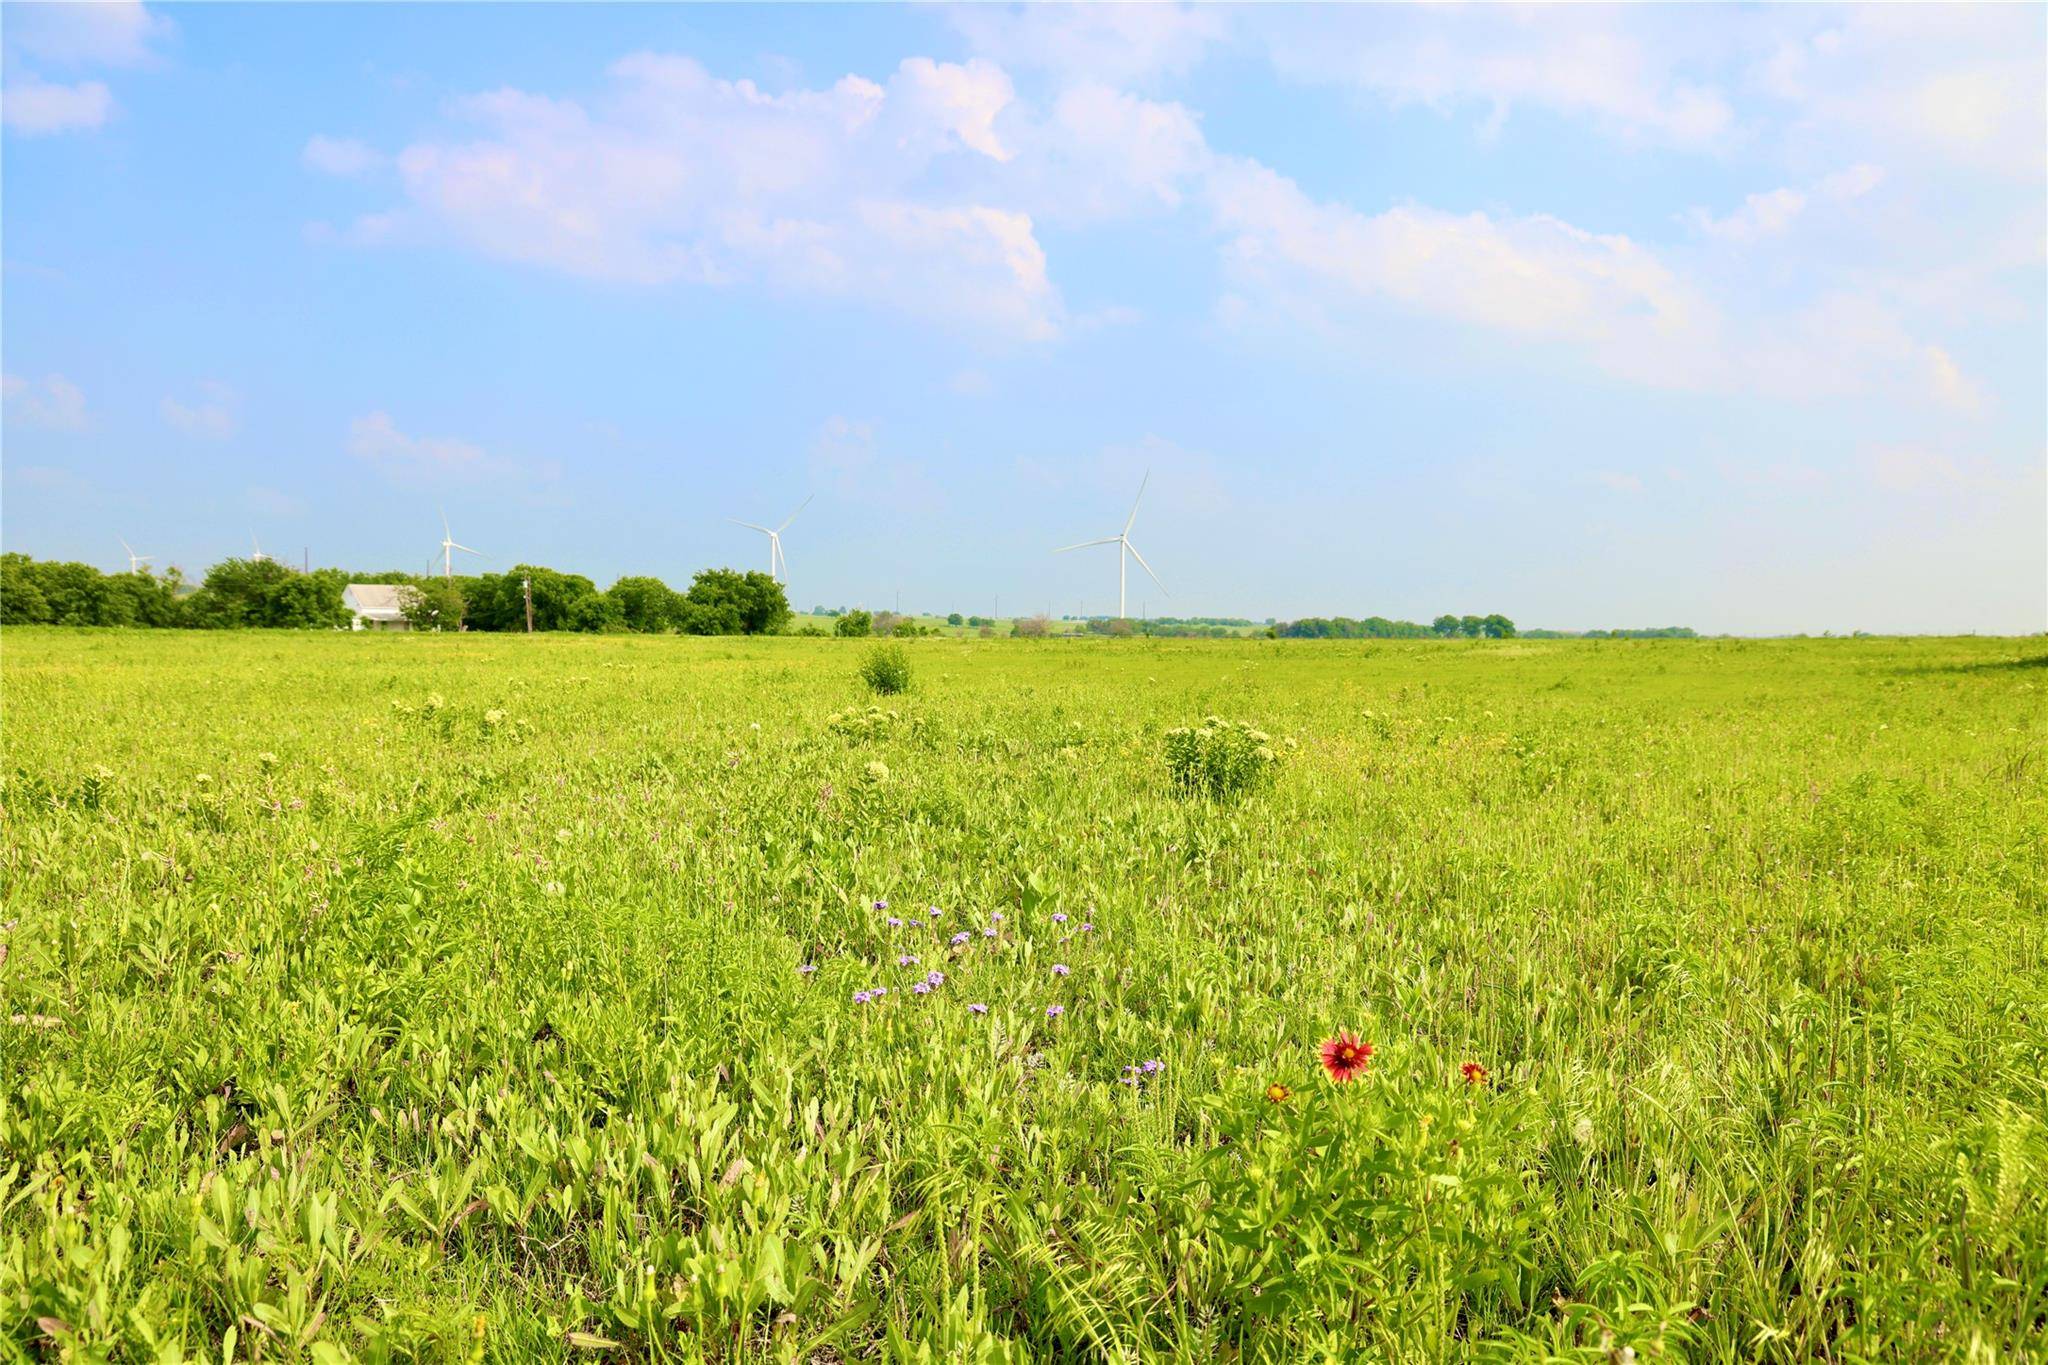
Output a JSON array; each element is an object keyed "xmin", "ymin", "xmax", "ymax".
[{"xmin": 522, "ymin": 575, "xmax": 534, "ymax": 634}]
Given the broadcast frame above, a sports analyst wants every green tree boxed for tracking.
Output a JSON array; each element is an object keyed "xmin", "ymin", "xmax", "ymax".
[
  {"xmin": 463, "ymin": 566, "xmax": 601, "ymax": 632},
  {"xmin": 398, "ymin": 578, "xmax": 466, "ymax": 632},
  {"xmin": 186, "ymin": 559, "xmax": 349, "ymax": 629},
  {"xmin": 607, "ymin": 576, "xmax": 681, "ymax": 633},
  {"xmin": 1, "ymin": 554, "xmax": 54, "ymax": 624},
  {"xmin": 680, "ymin": 568, "xmax": 790, "ymax": 635}
]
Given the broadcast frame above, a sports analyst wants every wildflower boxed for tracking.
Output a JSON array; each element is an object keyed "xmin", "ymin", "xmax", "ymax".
[
  {"xmin": 950, "ymin": 931, "xmax": 970, "ymax": 946},
  {"xmin": 1265, "ymin": 1082, "xmax": 1292, "ymax": 1104},
  {"xmin": 1052, "ymin": 912, "xmax": 1068, "ymax": 924},
  {"xmin": 887, "ymin": 917, "xmax": 903, "ymax": 928},
  {"xmin": 1461, "ymin": 1062, "xmax": 1489, "ymax": 1086},
  {"xmin": 898, "ymin": 954, "xmax": 919, "ymax": 967},
  {"xmin": 968, "ymin": 1003, "xmax": 988, "ymax": 1015},
  {"xmin": 799, "ymin": 963, "xmax": 817, "ymax": 976},
  {"xmin": 1051, "ymin": 963, "xmax": 1070, "ymax": 977},
  {"xmin": 1319, "ymin": 1031, "xmax": 1373, "ymax": 1083},
  {"xmin": 1045, "ymin": 1004, "xmax": 1065, "ymax": 1019},
  {"xmin": 926, "ymin": 970, "xmax": 945, "ymax": 986}
]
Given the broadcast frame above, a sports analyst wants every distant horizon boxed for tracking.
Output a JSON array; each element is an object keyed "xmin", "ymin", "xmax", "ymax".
[{"xmin": 4, "ymin": 4, "xmax": 2043, "ymax": 635}]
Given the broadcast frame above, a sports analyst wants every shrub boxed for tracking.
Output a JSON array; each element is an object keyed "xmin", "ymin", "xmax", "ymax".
[
  {"xmin": 860, "ymin": 643, "xmax": 911, "ymax": 696},
  {"xmin": 1164, "ymin": 716, "xmax": 1280, "ymax": 800}
]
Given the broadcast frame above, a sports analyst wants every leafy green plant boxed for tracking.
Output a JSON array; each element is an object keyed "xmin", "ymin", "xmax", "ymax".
[
  {"xmin": 859, "ymin": 643, "xmax": 911, "ymax": 695},
  {"xmin": 1164, "ymin": 716, "xmax": 1280, "ymax": 799}
]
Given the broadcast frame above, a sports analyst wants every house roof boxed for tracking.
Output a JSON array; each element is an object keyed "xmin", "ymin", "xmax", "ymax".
[{"xmin": 344, "ymin": 583, "xmax": 408, "ymax": 618}]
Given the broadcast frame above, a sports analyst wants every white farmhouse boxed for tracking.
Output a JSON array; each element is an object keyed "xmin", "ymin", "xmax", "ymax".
[{"xmin": 342, "ymin": 583, "xmax": 409, "ymax": 631}]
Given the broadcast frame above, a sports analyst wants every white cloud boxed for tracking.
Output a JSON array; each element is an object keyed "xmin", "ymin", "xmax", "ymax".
[
  {"xmin": 1687, "ymin": 163, "xmax": 1883, "ymax": 243},
  {"xmin": 1921, "ymin": 346, "xmax": 1986, "ymax": 416},
  {"xmin": 351, "ymin": 53, "xmax": 1060, "ymax": 338},
  {"xmin": 4, "ymin": 1, "xmax": 171, "ymax": 67},
  {"xmin": 1263, "ymin": 9, "xmax": 1734, "ymax": 148},
  {"xmin": 2, "ymin": 372, "xmax": 89, "ymax": 430},
  {"xmin": 807, "ymin": 415, "xmax": 941, "ymax": 508},
  {"xmin": 245, "ymin": 486, "xmax": 306, "ymax": 519},
  {"xmin": 2, "ymin": 76, "xmax": 114, "ymax": 134},
  {"xmin": 1867, "ymin": 448, "xmax": 2007, "ymax": 497},
  {"xmin": 1755, "ymin": 8, "xmax": 2048, "ymax": 181},
  {"xmin": 302, "ymin": 135, "xmax": 384, "ymax": 177},
  {"xmin": 161, "ymin": 382, "xmax": 239, "ymax": 438},
  {"xmin": 348, "ymin": 411, "xmax": 545, "ymax": 487},
  {"xmin": 949, "ymin": 4, "xmax": 1229, "ymax": 86},
  {"xmin": 1206, "ymin": 157, "xmax": 1713, "ymax": 384}
]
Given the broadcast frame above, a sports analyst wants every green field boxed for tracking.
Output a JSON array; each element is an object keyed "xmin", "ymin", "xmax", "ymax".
[{"xmin": 4, "ymin": 631, "xmax": 2044, "ymax": 1361}]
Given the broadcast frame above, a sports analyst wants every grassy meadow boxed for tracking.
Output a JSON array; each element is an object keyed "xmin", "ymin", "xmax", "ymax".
[{"xmin": 3, "ymin": 629, "xmax": 2044, "ymax": 1362}]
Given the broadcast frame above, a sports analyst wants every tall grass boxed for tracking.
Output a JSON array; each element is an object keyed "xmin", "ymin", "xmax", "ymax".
[{"xmin": 2, "ymin": 631, "xmax": 2043, "ymax": 1360}]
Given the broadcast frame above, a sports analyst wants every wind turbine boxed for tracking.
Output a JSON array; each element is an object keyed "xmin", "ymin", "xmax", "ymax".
[
  {"xmin": 118, "ymin": 537, "xmax": 152, "ymax": 574},
  {"xmin": 438, "ymin": 510, "xmax": 485, "ymax": 579},
  {"xmin": 728, "ymin": 495, "xmax": 811, "ymax": 585},
  {"xmin": 1054, "ymin": 471, "xmax": 1167, "ymax": 620}
]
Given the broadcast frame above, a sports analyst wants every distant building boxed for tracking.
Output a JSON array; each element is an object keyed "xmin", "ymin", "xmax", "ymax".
[{"xmin": 343, "ymin": 583, "xmax": 409, "ymax": 631}]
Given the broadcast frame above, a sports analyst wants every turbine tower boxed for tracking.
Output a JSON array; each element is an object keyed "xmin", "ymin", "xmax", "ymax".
[
  {"xmin": 1054, "ymin": 471, "xmax": 1168, "ymax": 620},
  {"xmin": 728, "ymin": 495, "xmax": 811, "ymax": 585},
  {"xmin": 438, "ymin": 510, "xmax": 485, "ymax": 579},
  {"xmin": 118, "ymin": 537, "xmax": 152, "ymax": 574}
]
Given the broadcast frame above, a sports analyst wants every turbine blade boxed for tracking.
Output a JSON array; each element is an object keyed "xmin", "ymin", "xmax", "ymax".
[
  {"xmin": 775, "ymin": 494, "xmax": 813, "ymax": 533},
  {"xmin": 1123, "ymin": 470, "xmax": 1150, "ymax": 535},
  {"xmin": 1125, "ymin": 540, "xmax": 1169, "ymax": 596},
  {"xmin": 1053, "ymin": 537, "xmax": 1120, "ymax": 553}
]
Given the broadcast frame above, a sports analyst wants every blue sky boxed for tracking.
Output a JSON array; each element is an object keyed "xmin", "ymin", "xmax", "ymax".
[{"xmin": 4, "ymin": 3, "xmax": 2042, "ymax": 633}]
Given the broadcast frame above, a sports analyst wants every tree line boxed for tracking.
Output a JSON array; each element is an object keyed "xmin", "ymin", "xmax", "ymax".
[
  {"xmin": 1275, "ymin": 613, "xmax": 1517, "ymax": 639},
  {"xmin": 0, "ymin": 554, "xmax": 796, "ymax": 634}
]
